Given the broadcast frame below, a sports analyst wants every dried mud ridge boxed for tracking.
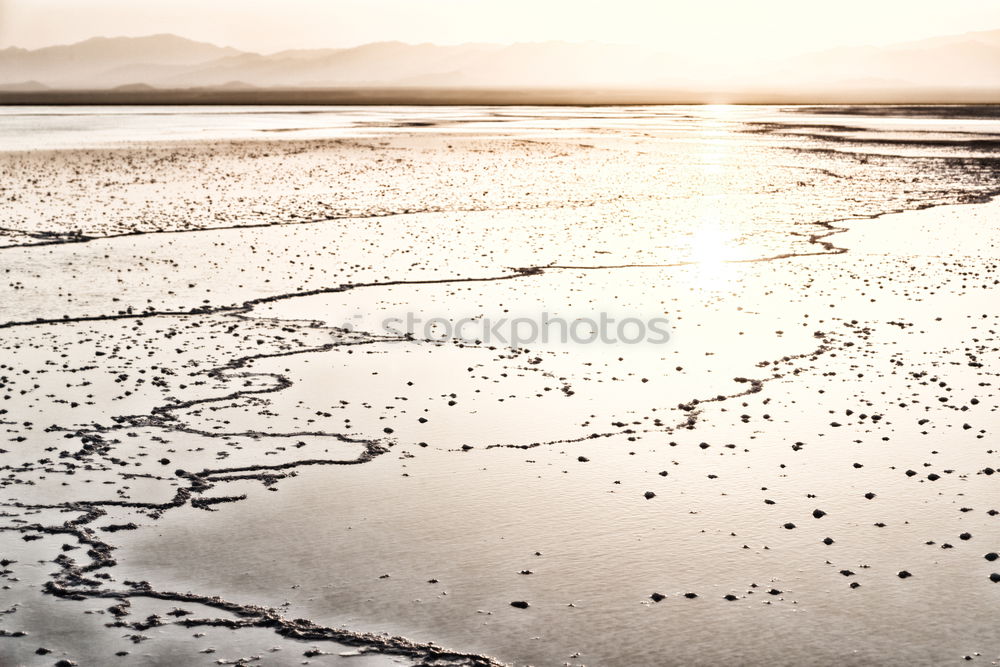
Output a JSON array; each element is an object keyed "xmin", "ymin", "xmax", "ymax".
[
  {"xmin": 1, "ymin": 188, "xmax": 995, "ymax": 663},
  {"xmin": 0, "ymin": 194, "xmax": 631, "ymax": 251},
  {"xmin": 28, "ymin": 506, "xmax": 503, "ymax": 666},
  {"xmin": 485, "ymin": 332, "xmax": 832, "ymax": 450}
]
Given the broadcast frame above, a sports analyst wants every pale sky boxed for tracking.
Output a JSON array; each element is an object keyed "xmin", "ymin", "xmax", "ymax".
[{"xmin": 2, "ymin": 0, "xmax": 999, "ymax": 62}]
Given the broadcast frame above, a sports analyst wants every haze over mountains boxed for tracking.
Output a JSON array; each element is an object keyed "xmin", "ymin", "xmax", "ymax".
[{"xmin": 2, "ymin": 29, "xmax": 1000, "ymax": 91}]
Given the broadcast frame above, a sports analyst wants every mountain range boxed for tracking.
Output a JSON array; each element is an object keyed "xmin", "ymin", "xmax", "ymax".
[{"xmin": 1, "ymin": 30, "xmax": 1000, "ymax": 91}]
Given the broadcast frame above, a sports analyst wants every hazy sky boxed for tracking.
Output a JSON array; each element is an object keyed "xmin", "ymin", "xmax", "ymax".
[{"xmin": 2, "ymin": 0, "xmax": 1000, "ymax": 61}]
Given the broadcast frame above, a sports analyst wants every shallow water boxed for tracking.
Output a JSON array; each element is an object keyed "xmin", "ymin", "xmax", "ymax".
[
  {"xmin": 1, "ymin": 106, "xmax": 999, "ymax": 666},
  {"xmin": 4, "ymin": 103, "xmax": 1000, "ymax": 151}
]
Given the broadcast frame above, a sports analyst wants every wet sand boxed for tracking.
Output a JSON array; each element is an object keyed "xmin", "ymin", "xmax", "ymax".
[{"xmin": 1, "ymin": 106, "xmax": 999, "ymax": 666}]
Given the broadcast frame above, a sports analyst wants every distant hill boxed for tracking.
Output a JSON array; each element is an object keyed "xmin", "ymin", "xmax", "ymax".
[
  {"xmin": 0, "ymin": 34, "xmax": 242, "ymax": 88},
  {"xmin": 774, "ymin": 29, "xmax": 1000, "ymax": 88},
  {"xmin": 142, "ymin": 41, "xmax": 680, "ymax": 89},
  {"xmin": 111, "ymin": 83, "xmax": 158, "ymax": 92},
  {"xmin": 2, "ymin": 30, "xmax": 1000, "ymax": 92},
  {"xmin": 0, "ymin": 80, "xmax": 49, "ymax": 91}
]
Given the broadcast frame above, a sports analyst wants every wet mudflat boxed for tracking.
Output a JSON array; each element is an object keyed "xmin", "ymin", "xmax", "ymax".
[{"xmin": 1, "ymin": 106, "xmax": 999, "ymax": 666}]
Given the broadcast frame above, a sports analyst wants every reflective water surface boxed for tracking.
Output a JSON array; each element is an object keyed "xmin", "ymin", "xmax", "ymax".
[{"xmin": 1, "ymin": 105, "xmax": 999, "ymax": 666}]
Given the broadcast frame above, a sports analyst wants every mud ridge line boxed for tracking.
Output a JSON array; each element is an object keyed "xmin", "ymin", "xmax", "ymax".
[
  {"xmin": 0, "ymin": 194, "xmax": 627, "ymax": 251},
  {"xmin": 2, "ymin": 502, "xmax": 501, "ymax": 666},
  {"xmin": 0, "ymin": 267, "xmax": 549, "ymax": 331},
  {"xmin": 486, "ymin": 332, "xmax": 836, "ymax": 450}
]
